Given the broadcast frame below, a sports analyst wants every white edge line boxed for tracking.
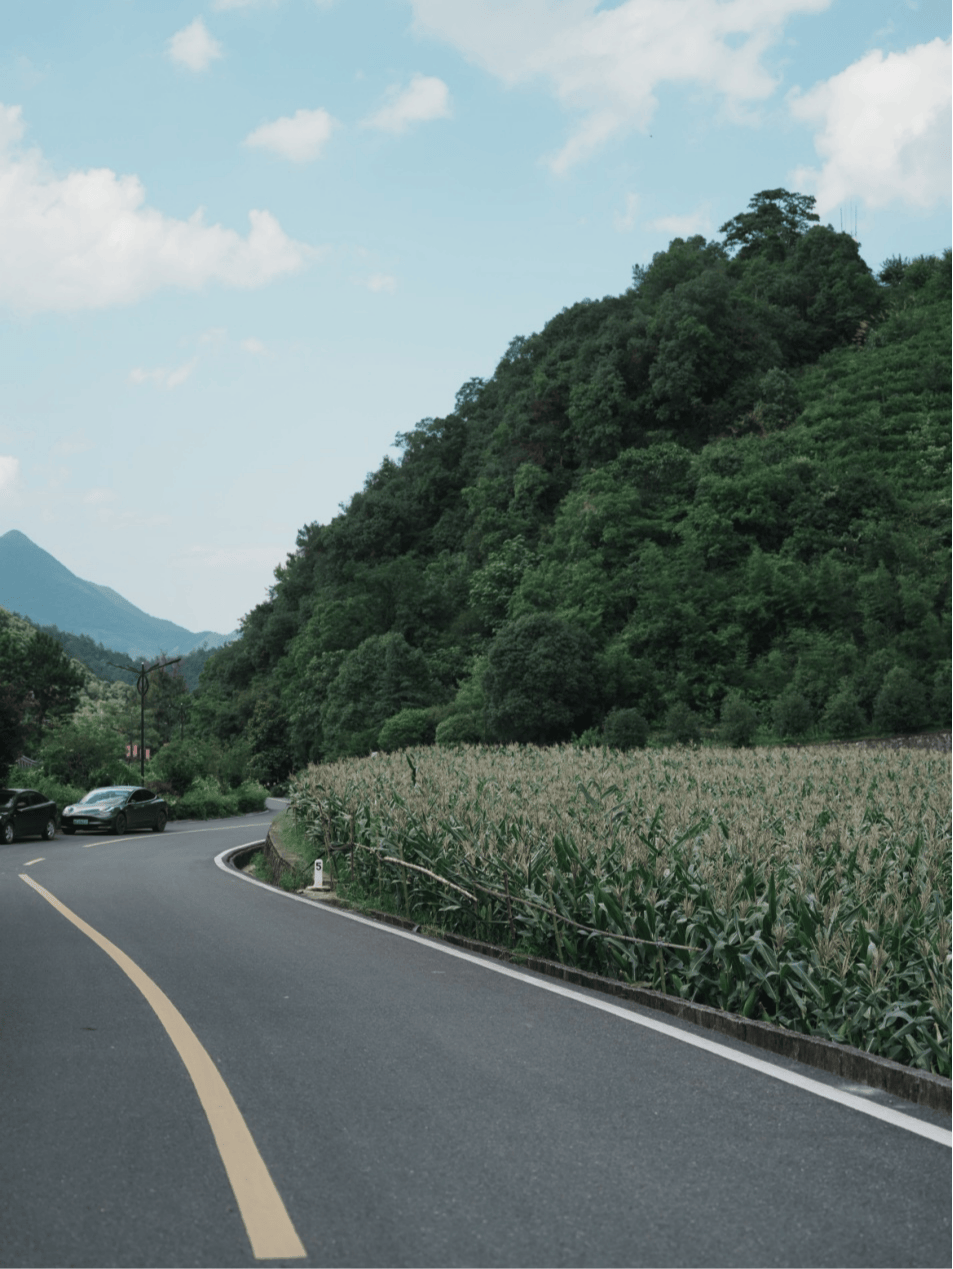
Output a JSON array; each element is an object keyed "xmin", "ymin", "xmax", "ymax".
[{"xmin": 214, "ymin": 843, "xmax": 952, "ymax": 1149}]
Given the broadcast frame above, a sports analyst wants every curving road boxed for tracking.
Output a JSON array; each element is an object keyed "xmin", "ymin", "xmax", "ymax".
[{"xmin": 1, "ymin": 806, "xmax": 949, "ymax": 1268}]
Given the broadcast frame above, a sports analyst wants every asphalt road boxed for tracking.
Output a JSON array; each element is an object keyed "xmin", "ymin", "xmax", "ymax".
[{"xmin": 1, "ymin": 807, "xmax": 949, "ymax": 1268}]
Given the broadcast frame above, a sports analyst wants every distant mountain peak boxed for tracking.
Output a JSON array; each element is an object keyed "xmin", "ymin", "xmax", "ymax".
[{"xmin": 0, "ymin": 530, "xmax": 236, "ymax": 659}]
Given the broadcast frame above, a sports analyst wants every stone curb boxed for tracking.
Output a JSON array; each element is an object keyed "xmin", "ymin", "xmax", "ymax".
[
  {"xmin": 261, "ymin": 821, "xmax": 304, "ymax": 887},
  {"xmin": 225, "ymin": 843, "xmax": 952, "ymax": 1117}
]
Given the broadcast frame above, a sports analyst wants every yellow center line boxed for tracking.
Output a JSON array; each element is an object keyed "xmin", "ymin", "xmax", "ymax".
[
  {"xmin": 19, "ymin": 873, "xmax": 306, "ymax": 1262},
  {"xmin": 23, "ymin": 857, "xmax": 45, "ymax": 866}
]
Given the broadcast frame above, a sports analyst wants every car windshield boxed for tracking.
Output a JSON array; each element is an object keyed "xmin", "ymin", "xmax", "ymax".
[
  {"xmin": 80, "ymin": 788, "xmax": 132, "ymax": 804},
  {"xmin": 0, "ymin": 789, "xmax": 18, "ymax": 806}
]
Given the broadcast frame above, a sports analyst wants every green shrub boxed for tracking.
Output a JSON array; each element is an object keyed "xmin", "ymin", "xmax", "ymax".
[
  {"xmin": 378, "ymin": 707, "xmax": 438, "ymax": 752},
  {"xmin": 664, "ymin": 701, "xmax": 701, "ymax": 745},
  {"xmin": 872, "ymin": 666, "xmax": 927, "ymax": 734},
  {"xmin": 771, "ymin": 690, "xmax": 813, "ymax": 739},
  {"xmin": 435, "ymin": 714, "xmax": 484, "ymax": 745},
  {"xmin": 233, "ymin": 780, "xmax": 269, "ymax": 814},
  {"xmin": 7, "ymin": 768, "xmax": 84, "ymax": 815},
  {"xmin": 603, "ymin": 708, "xmax": 648, "ymax": 751},
  {"xmin": 175, "ymin": 776, "xmax": 237, "ymax": 821},
  {"xmin": 719, "ymin": 691, "xmax": 758, "ymax": 747},
  {"xmin": 821, "ymin": 686, "xmax": 866, "ymax": 738}
]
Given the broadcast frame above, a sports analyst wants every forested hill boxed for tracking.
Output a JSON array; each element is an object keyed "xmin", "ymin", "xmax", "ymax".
[{"xmin": 191, "ymin": 191, "xmax": 951, "ymax": 782}]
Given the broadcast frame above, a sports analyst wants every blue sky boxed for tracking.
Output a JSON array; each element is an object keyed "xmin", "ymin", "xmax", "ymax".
[{"xmin": 1, "ymin": 0, "xmax": 949, "ymax": 636}]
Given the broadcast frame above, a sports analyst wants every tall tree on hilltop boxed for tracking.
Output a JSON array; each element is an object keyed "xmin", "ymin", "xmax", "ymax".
[{"xmin": 720, "ymin": 189, "xmax": 820, "ymax": 261}]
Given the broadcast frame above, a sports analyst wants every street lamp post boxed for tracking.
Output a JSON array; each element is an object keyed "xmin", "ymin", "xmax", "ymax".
[{"xmin": 109, "ymin": 657, "xmax": 182, "ymax": 781}]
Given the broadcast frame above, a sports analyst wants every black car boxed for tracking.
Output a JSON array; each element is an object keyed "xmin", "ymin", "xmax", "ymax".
[
  {"xmin": 0, "ymin": 789, "xmax": 58, "ymax": 844},
  {"xmin": 60, "ymin": 786, "xmax": 169, "ymax": 836}
]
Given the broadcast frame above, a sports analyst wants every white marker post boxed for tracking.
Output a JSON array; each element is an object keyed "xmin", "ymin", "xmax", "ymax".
[{"xmin": 313, "ymin": 859, "xmax": 324, "ymax": 890}]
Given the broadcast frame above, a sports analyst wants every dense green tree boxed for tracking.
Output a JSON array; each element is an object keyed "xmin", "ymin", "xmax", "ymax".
[
  {"xmin": 603, "ymin": 708, "xmax": 648, "ymax": 750},
  {"xmin": 0, "ymin": 685, "xmax": 25, "ymax": 770},
  {"xmin": 377, "ymin": 707, "xmax": 441, "ymax": 752},
  {"xmin": 664, "ymin": 701, "xmax": 701, "ymax": 745},
  {"xmin": 719, "ymin": 189, "xmax": 820, "ymax": 261},
  {"xmin": 321, "ymin": 633, "xmax": 440, "ymax": 760},
  {"xmin": 872, "ymin": 667, "xmax": 927, "ymax": 734},
  {"xmin": 485, "ymin": 614, "xmax": 596, "ymax": 744},
  {"xmin": 38, "ymin": 715, "xmax": 129, "ymax": 789},
  {"xmin": 0, "ymin": 629, "xmax": 85, "ymax": 745},
  {"xmin": 245, "ymin": 696, "xmax": 294, "ymax": 786},
  {"xmin": 182, "ymin": 198, "xmax": 948, "ymax": 763},
  {"xmin": 720, "ymin": 691, "xmax": 759, "ymax": 747},
  {"xmin": 821, "ymin": 686, "xmax": 866, "ymax": 739},
  {"xmin": 771, "ymin": 690, "xmax": 813, "ymax": 740},
  {"xmin": 148, "ymin": 659, "xmax": 191, "ymax": 745}
]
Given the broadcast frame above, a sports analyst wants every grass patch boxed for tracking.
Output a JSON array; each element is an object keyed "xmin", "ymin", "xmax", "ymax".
[
  {"xmin": 287, "ymin": 742, "xmax": 952, "ymax": 1076},
  {"xmin": 241, "ymin": 849, "xmax": 272, "ymax": 883}
]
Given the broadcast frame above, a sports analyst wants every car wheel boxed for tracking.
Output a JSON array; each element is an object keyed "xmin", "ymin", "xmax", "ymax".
[
  {"xmin": 152, "ymin": 810, "xmax": 167, "ymax": 833},
  {"xmin": 2, "ymin": 822, "xmax": 13, "ymax": 845},
  {"xmin": 41, "ymin": 819, "xmax": 56, "ymax": 841},
  {"xmin": 113, "ymin": 812, "xmax": 127, "ymax": 836},
  {"xmin": 62, "ymin": 824, "xmax": 75, "ymax": 835}
]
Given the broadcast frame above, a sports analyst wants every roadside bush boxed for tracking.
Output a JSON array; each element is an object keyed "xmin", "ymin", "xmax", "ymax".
[
  {"xmin": 233, "ymin": 779, "xmax": 269, "ymax": 814},
  {"xmin": 719, "ymin": 691, "xmax": 758, "ymax": 747},
  {"xmin": 771, "ymin": 690, "xmax": 813, "ymax": 740},
  {"xmin": 378, "ymin": 707, "xmax": 438, "ymax": 752},
  {"xmin": 872, "ymin": 666, "xmax": 927, "ymax": 734},
  {"xmin": 821, "ymin": 686, "xmax": 866, "ymax": 739},
  {"xmin": 175, "ymin": 776, "xmax": 235, "ymax": 820},
  {"xmin": 435, "ymin": 713, "xmax": 484, "ymax": 745},
  {"xmin": 6, "ymin": 768, "xmax": 84, "ymax": 815},
  {"xmin": 664, "ymin": 701, "xmax": 701, "ymax": 745},
  {"xmin": 603, "ymin": 708, "xmax": 648, "ymax": 751}
]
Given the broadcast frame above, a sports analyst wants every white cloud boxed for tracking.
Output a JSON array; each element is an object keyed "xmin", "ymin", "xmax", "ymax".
[
  {"xmin": 129, "ymin": 358, "xmax": 198, "ymax": 389},
  {"xmin": 410, "ymin": 0, "xmax": 831, "ymax": 170},
  {"xmin": 244, "ymin": 107, "xmax": 337, "ymax": 162},
  {"xmin": 0, "ymin": 104, "xmax": 315, "ymax": 313},
  {"xmin": 613, "ymin": 192, "xmax": 639, "ymax": 231},
  {"xmin": 167, "ymin": 18, "xmax": 223, "ymax": 72},
  {"xmin": 363, "ymin": 74, "xmax": 452, "ymax": 133},
  {"xmin": 789, "ymin": 37, "xmax": 952, "ymax": 213},
  {"xmin": 0, "ymin": 455, "xmax": 20, "ymax": 495},
  {"xmin": 241, "ymin": 336, "xmax": 267, "ymax": 353},
  {"xmin": 644, "ymin": 203, "xmax": 713, "ymax": 237}
]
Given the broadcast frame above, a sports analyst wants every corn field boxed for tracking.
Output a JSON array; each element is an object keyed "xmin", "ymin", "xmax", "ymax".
[{"xmin": 288, "ymin": 743, "xmax": 952, "ymax": 1076}]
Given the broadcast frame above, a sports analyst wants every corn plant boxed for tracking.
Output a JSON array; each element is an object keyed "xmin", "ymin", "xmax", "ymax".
[{"xmin": 288, "ymin": 743, "xmax": 952, "ymax": 1075}]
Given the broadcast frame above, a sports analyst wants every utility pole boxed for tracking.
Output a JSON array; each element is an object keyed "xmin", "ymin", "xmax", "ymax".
[{"xmin": 109, "ymin": 657, "xmax": 182, "ymax": 782}]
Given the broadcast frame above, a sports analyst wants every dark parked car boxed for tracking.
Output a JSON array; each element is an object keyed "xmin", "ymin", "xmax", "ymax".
[
  {"xmin": 0, "ymin": 789, "xmax": 58, "ymax": 844},
  {"xmin": 61, "ymin": 786, "xmax": 169, "ymax": 836}
]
